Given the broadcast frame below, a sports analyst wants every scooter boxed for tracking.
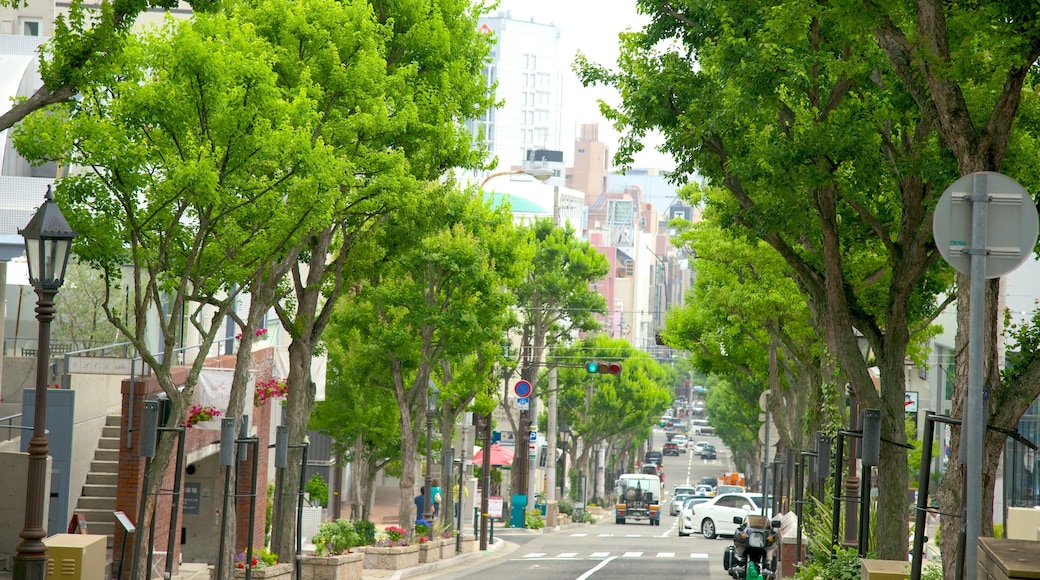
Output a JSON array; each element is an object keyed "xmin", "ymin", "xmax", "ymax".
[{"xmin": 722, "ymin": 513, "xmax": 780, "ymax": 580}]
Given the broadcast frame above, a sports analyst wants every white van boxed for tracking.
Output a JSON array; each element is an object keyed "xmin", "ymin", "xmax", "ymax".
[{"xmin": 691, "ymin": 419, "xmax": 714, "ymax": 436}]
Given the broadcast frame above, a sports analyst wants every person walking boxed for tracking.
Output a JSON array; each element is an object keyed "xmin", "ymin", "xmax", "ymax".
[
  {"xmin": 414, "ymin": 486, "xmax": 426, "ymax": 520},
  {"xmin": 431, "ymin": 479, "xmax": 442, "ymax": 519}
]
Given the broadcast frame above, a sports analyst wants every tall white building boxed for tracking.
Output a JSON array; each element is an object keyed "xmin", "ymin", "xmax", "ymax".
[{"xmin": 471, "ymin": 12, "xmax": 565, "ymax": 177}]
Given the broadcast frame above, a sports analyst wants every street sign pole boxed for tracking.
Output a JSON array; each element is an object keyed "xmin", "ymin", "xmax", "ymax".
[{"xmin": 933, "ymin": 172, "xmax": 1039, "ymax": 579}]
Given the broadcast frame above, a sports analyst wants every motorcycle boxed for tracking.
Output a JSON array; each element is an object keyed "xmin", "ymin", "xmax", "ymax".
[{"xmin": 722, "ymin": 513, "xmax": 780, "ymax": 580}]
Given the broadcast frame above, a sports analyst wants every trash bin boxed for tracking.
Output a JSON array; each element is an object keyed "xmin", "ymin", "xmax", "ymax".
[{"xmin": 511, "ymin": 494, "xmax": 528, "ymax": 528}]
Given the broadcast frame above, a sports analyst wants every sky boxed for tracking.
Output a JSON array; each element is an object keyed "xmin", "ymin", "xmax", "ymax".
[{"xmin": 487, "ymin": 1, "xmax": 675, "ymax": 172}]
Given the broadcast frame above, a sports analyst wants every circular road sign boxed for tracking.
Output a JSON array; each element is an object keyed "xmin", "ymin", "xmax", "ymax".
[
  {"xmin": 513, "ymin": 380, "xmax": 532, "ymax": 398},
  {"xmin": 933, "ymin": 172, "xmax": 1039, "ymax": 279}
]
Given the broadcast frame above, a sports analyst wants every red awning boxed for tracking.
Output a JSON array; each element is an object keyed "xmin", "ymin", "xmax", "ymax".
[{"xmin": 472, "ymin": 443, "xmax": 514, "ymax": 466}]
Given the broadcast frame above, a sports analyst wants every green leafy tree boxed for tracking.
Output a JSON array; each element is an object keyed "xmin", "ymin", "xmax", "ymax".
[
  {"xmin": 507, "ymin": 219, "xmax": 610, "ymax": 495},
  {"xmin": 663, "ymin": 192, "xmax": 839, "ymax": 473},
  {"xmin": 555, "ymin": 336, "xmax": 672, "ymax": 490},
  {"xmin": 333, "ymin": 186, "xmax": 525, "ymax": 531},
  {"xmin": 229, "ymin": 0, "xmax": 495, "ymax": 559},
  {"xmin": 576, "ymin": 0, "xmax": 961, "ymax": 558},
  {"xmin": 0, "ymin": 0, "xmax": 222, "ymax": 132},
  {"xmin": 13, "ymin": 12, "xmax": 335, "ymax": 574}
]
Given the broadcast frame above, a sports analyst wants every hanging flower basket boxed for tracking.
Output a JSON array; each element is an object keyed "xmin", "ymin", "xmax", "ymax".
[{"xmin": 183, "ymin": 404, "xmax": 221, "ymax": 428}]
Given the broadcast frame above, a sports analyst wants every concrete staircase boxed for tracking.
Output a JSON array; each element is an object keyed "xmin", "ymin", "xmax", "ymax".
[{"xmin": 73, "ymin": 414, "xmax": 121, "ymax": 547}]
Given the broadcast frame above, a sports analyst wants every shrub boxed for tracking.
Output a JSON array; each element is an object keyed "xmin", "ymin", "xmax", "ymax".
[
  {"xmin": 305, "ymin": 473, "xmax": 329, "ymax": 507},
  {"xmin": 311, "ymin": 519, "xmax": 362, "ymax": 556},
  {"xmin": 354, "ymin": 520, "xmax": 376, "ymax": 546},
  {"xmin": 558, "ymin": 498, "xmax": 575, "ymax": 516},
  {"xmin": 525, "ymin": 510, "xmax": 545, "ymax": 529}
]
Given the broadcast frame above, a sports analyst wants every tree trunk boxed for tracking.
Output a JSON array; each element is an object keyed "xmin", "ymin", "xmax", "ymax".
[{"xmin": 272, "ymin": 337, "xmax": 317, "ymax": 561}]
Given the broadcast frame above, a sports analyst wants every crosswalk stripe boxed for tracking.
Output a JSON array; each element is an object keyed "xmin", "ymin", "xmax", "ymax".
[
  {"xmin": 570, "ymin": 533, "xmax": 588, "ymax": 537},
  {"xmin": 590, "ymin": 552, "xmax": 610, "ymax": 558},
  {"xmin": 624, "ymin": 534, "xmax": 641, "ymax": 538},
  {"xmin": 622, "ymin": 552, "xmax": 643, "ymax": 558},
  {"xmin": 691, "ymin": 553, "xmax": 709, "ymax": 559},
  {"xmin": 523, "ymin": 553, "xmax": 546, "ymax": 558},
  {"xmin": 656, "ymin": 553, "xmax": 675, "ymax": 558},
  {"xmin": 557, "ymin": 552, "xmax": 578, "ymax": 558},
  {"xmin": 597, "ymin": 533, "xmax": 614, "ymax": 537}
]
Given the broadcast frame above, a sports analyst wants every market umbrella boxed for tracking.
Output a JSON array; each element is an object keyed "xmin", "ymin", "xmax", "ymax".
[{"xmin": 472, "ymin": 443, "xmax": 514, "ymax": 466}]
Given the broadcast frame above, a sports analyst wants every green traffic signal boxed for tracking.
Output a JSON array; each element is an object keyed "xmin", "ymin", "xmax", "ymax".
[{"xmin": 585, "ymin": 361, "xmax": 622, "ymax": 374}]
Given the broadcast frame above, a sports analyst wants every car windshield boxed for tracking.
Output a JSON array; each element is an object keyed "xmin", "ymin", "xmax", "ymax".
[{"xmin": 674, "ymin": 487, "xmax": 695, "ymax": 496}]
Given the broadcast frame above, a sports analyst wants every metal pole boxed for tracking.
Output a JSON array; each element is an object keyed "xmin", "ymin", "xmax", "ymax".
[
  {"xmin": 245, "ymin": 438, "xmax": 259, "ymax": 580},
  {"xmin": 830, "ymin": 431, "xmax": 845, "ymax": 551},
  {"xmin": 165, "ymin": 426, "xmax": 187, "ymax": 579},
  {"xmin": 761, "ymin": 404, "xmax": 770, "ymax": 516},
  {"xmin": 964, "ymin": 172, "xmax": 988, "ymax": 580},
  {"xmin": 844, "ymin": 397, "xmax": 860, "ymax": 547},
  {"xmin": 546, "ymin": 367, "xmax": 558, "ymax": 505},
  {"xmin": 296, "ymin": 443, "xmax": 308, "ymax": 580},
  {"xmin": 479, "ymin": 412, "xmax": 492, "ymax": 550},
  {"xmin": 858, "ymin": 461, "xmax": 871, "ymax": 557},
  {"xmin": 456, "ymin": 459, "xmax": 464, "ymax": 553},
  {"xmin": 796, "ymin": 453, "xmax": 805, "ymax": 565},
  {"xmin": 130, "ymin": 456, "xmax": 153, "ymax": 580},
  {"xmin": 424, "ymin": 414, "xmax": 434, "ymax": 520},
  {"xmin": 13, "ymin": 287, "xmax": 57, "ymax": 580},
  {"xmin": 911, "ymin": 411, "xmax": 936, "ymax": 580}
]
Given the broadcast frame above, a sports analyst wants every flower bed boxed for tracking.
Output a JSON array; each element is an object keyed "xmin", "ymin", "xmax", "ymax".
[{"xmin": 418, "ymin": 539, "xmax": 440, "ymax": 564}]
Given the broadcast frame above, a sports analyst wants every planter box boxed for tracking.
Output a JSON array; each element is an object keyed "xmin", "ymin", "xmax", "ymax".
[
  {"xmin": 438, "ymin": 537, "xmax": 457, "ymax": 559},
  {"xmin": 362, "ymin": 544, "xmax": 420, "ymax": 570},
  {"xmin": 233, "ymin": 563, "xmax": 292, "ymax": 579},
  {"xmin": 459, "ymin": 536, "xmax": 479, "ymax": 553},
  {"xmin": 418, "ymin": 541, "xmax": 440, "ymax": 564},
  {"xmin": 300, "ymin": 552, "xmax": 364, "ymax": 580}
]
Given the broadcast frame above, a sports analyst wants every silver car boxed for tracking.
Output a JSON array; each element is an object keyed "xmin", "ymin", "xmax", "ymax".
[{"xmin": 670, "ymin": 493, "xmax": 694, "ymax": 516}]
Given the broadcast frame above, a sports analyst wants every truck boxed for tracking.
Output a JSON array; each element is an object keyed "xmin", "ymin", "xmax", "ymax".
[{"xmin": 614, "ymin": 473, "xmax": 662, "ymax": 526}]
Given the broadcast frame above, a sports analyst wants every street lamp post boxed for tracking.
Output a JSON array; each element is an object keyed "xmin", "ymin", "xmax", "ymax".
[
  {"xmin": 478, "ymin": 167, "xmax": 553, "ymax": 189},
  {"xmin": 14, "ymin": 186, "xmax": 77, "ymax": 580},
  {"xmin": 424, "ymin": 382, "xmax": 440, "ymax": 521}
]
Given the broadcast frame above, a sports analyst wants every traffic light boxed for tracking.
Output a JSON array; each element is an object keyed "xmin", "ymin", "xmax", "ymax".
[{"xmin": 585, "ymin": 361, "xmax": 622, "ymax": 374}]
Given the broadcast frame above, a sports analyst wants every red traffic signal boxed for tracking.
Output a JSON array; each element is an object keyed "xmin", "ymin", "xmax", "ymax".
[{"xmin": 585, "ymin": 361, "xmax": 622, "ymax": 374}]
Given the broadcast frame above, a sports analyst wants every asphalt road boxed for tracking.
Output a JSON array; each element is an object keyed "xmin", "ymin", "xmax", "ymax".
[{"xmin": 416, "ymin": 428, "xmax": 741, "ymax": 580}]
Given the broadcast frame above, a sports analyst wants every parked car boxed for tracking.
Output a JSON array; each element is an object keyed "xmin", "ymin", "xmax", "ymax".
[
  {"xmin": 701, "ymin": 444, "xmax": 717, "ymax": 460},
  {"xmin": 683, "ymin": 493, "xmax": 772, "ymax": 539},
  {"xmin": 645, "ymin": 451, "xmax": 663, "ymax": 465},
  {"xmin": 677, "ymin": 496, "xmax": 712, "ymax": 536},
  {"xmin": 663, "ymin": 442, "xmax": 680, "ymax": 456},
  {"xmin": 670, "ymin": 493, "xmax": 694, "ymax": 516}
]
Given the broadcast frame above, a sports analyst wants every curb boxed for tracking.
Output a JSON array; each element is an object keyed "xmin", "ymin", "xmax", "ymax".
[{"xmin": 366, "ymin": 537, "xmax": 508, "ymax": 580}]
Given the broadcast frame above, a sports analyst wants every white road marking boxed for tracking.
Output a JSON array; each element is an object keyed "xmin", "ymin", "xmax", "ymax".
[
  {"xmin": 522, "ymin": 553, "xmax": 546, "ymax": 558},
  {"xmin": 570, "ymin": 533, "xmax": 588, "ymax": 537},
  {"xmin": 557, "ymin": 552, "xmax": 579, "ymax": 558},
  {"xmin": 622, "ymin": 552, "xmax": 643, "ymax": 558},
  {"xmin": 656, "ymin": 552, "xmax": 676, "ymax": 558},
  {"xmin": 590, "ymin": 552, "xmax": 610, "ymax": 558},
  {"xmin": 691, "ymin": 553, "xmax": 709, "ymax": 559},
  {"xmin": 576, "ymin": 556, "xmax": 616, "ymax": 580}
]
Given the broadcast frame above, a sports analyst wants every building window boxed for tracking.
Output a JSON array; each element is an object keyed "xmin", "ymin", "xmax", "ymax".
[{"xmin": 21, "ymin": 19, "xmax": 41, "ymax": 36}]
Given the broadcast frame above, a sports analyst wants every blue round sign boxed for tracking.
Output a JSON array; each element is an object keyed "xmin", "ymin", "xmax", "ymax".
[{"xmin": 513, "ymin": 380, "xmax": 532, "ymax": 398}]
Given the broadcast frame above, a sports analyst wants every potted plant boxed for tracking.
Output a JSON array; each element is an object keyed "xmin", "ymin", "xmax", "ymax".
[
  {"xmin": 363, "ymin": 526, "xmax": 419, "ymax": 570},
  {"xmin": 301, "ymin": 519, "xmax": 364, "ymax": 580}
]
